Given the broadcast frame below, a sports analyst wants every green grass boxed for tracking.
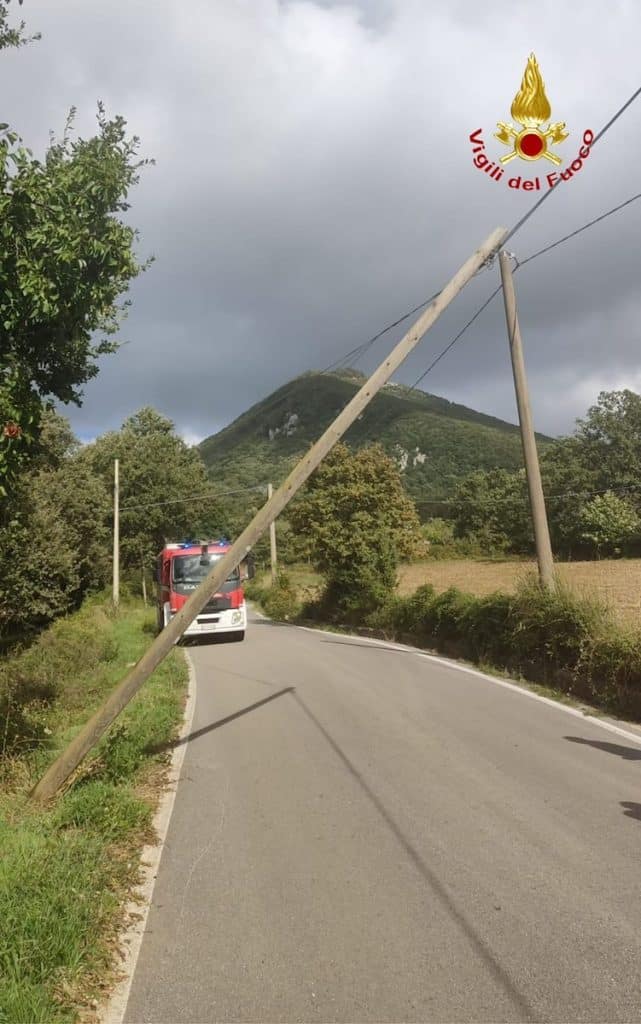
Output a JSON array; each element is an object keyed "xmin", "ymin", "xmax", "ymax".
[{"xmin": 0, "ymin": 595, "xmax": 187, "ymax": 1023}]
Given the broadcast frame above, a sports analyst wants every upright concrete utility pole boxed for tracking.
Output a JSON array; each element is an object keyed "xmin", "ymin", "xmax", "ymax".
[
  {"xmin": 268, "ymin": 483, "xmax": 278, "ymax": 584},
  {"xmin": 112, "ymin": 459, "xmax": 120, "ymax": 608},
  {"xmin": 499, "ymin": 251, "xmax": 555, "ymax": 591},
  {"xmin": 31, "ymin": 226, "xmax": 507, "ymax": 803}
]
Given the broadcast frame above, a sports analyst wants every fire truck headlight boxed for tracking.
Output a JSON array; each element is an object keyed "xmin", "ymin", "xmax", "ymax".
[{"xmin": 231, "ymin": 611, "xmax": 242, "ymax": 625}]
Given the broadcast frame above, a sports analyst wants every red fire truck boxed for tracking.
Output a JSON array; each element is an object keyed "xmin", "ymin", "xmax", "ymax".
[{"xmin": 155, "ymin": 539, "xmax": 253, "ymax": 642}]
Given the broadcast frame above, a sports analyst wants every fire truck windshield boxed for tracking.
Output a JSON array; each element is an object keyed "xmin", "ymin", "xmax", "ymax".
[{"xmin": 171, "ymin": 554, "xmax": 240, "ymax": 586}]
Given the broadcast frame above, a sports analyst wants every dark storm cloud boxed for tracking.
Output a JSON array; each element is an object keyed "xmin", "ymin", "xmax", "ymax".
[{"xmin": 1, "ymin": 0, "xmax": 640, "ymax": 444}]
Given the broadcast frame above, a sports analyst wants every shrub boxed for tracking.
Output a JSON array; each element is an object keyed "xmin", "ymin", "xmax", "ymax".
[
  {"xmin": 461, "ymin": 591, "xmax": 515, "ymax": 664},
  {"xmin": 358, "ymin": 575, "xmax": 641, "ymax": 718},
  {"xmin": 262, "ymin": 573, "xmax": 300, "ymax": 622}
]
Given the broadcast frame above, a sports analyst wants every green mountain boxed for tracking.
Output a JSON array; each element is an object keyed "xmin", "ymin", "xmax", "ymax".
[{"xmin": 199, "ymin": 369, "xmax": 553, "ymax": 515}]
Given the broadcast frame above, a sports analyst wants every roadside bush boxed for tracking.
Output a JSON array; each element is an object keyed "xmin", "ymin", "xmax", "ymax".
[
  {"xmin": 362, "ymin": 575, "xmax": 641, "ymax": 719},
  {"xmin": 262, "ymin": 573, "xmax": 300, "ymax": 622},
  {"xmin": 420, "ymin": 520, "xmax": 504, "ymax": 560},
  {"xmin": 577, "ymin": 630, "xmax": 641, "ymax": 716},
  {"xmin": 506, "ymin": 578, "xmax": 606, "ymax": 682}
]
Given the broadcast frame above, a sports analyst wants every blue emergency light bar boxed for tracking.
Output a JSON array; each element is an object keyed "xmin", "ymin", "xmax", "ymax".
[{"xmin": 177, "ymin": 538, "xmax": 229, "ymax": 549}]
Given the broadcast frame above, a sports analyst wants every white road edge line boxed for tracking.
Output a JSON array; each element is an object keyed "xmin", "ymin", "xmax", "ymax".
[
  {"xmin": 296, "ymin": 623, "xmax": 641, "ymax": 749},
  {"xmin": 100, "ymin": 650, "xmax": 197, "ymax": 1024}
]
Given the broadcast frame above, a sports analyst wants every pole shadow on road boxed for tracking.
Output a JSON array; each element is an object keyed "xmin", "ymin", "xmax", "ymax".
[
  {"xmin": 564, "ymin": 736, "xmax": 641, "ymax": 760},
  {"xmin": 145, "ymin": 686, "xmax": 295, "ymax": 754},
  {"xmin": 290, "ymin": 690, "xmax": 537, "ymax": 1021}
]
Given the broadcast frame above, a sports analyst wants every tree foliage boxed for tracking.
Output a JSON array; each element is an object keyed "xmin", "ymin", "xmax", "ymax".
[
  {"xmin": 451, "ymin": 391, "xmax": 641, "ymax": 558},
  {"xmin": 451, "ymin": 468, "xmax": 532, "ymax": 554},
  {"xmin": 578, "ymin": 492, "xmax": 639, "ymax": 557},
  {"xmin": 289, "ymin": 443, "xmax": 422, "ymax": 619},
  {"xmin": 0, "ymin": 1, "xmax": 39, "ymax": 52},
  {"xmin": 0, "ymin": 410, "xmax": 111, "ymax": 639},
  {"xmin": 0, "ymin": 2, "xmax": 151, "ymax": 496},
  {"xmin": 81, "ymin": 408, "xmax": 225, "ymax": 575}
]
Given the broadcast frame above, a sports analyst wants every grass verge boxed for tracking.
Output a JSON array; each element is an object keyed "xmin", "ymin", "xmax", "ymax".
[{"xmin": 0, "ymin": 593, "xmax": 187, "ymax": 1023}]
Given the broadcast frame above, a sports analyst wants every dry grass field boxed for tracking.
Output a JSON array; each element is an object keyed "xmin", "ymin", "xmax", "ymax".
[
  {"xmin": 397, "ymin": 559, "xmax": 641, "ymax": 628},
  {"xmin": 267, "ymin": 559, "xmax": 641, "ymax": 628}
]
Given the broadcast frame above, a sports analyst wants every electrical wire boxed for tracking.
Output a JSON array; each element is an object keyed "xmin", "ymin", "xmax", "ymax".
[
  {"xmin": 416, "ymin": 483, "xmax": 641, "ymax": 507},
  {"xmin": 320, "ymin": 291, "xmax": 441, "ymax": 374},
  {"xmin": 409, "ymin": 284, "xmax": 504, "ymax": 392},
  {"xmin": 321, "ymin": 82, "xmax": 641, "ymax": 384},
  {"xmin": 502, "ymin": 82, "xmax": 641, "ymax": 246},
  {"xmin": 519, "ymin": 190, "xmax": 641, "ymax": 267},
  {"xmin": 408, "ymin": 185, "xmax": 641, "ymax": 395},
  {"xmin": 121, "ymin": 484, "xmax": 267, "ymax": 513}
]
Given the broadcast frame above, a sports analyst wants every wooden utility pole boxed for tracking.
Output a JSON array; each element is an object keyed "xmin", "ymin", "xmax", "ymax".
[
  {"xmin": 267, "ymin": 483, "xmax": 278, "ymax": 584},
  {"xmin": 31, "ymin": 226, "xmax": 507, "ymax": 803},
  {"xmin": 112, "ymin": 459, "xmax": 120, "ymax": 608},
  {"xmin": 498, "ymin": 250, "xmax": 555, "ymax": 591},
  {"xmin": 140, "ymin": 544, "xmax": 147, "ymax": 607}
]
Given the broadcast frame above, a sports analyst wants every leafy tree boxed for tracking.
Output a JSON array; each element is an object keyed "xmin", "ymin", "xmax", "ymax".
[
  {"xmin": 0, "ymin": 1, "xmax": 39, "ymax": 52},
  {"xmin": 0, "ymin": 2, "xmax": 151, "ymax": 496},
  {"xmin": 574, "ymin": 390, "xmax": 641, "ymax": 501},
  {"xmin": 578, "ymin": 492, "xmax": 640, "ymax": 557},
  {"xmin": 289, "ymin": 443, "xmax": 422, "ymax": 619},
  {"xmin": 0, "ymin": 410, "xmax": 110, "ymax": 638},
  {"xmin": 451, "ymin": 468, "xmax": 532, "ymax": 554},
  {"xmin": 0, "ymin": 495, "xmax": 79, "ymax": 639},
  {"xmin": 81, "ymin": 408, "xmax": 225, "ymax": 575},
  {"xmin": 537, "ymin": 437, "xmax": 597, "ymax": 557}
]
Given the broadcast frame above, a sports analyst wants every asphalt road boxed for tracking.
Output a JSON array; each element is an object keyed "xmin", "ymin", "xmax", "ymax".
[{"xmin": 124, "ymin": 614, "xmax": 641, "ymax": 1024}]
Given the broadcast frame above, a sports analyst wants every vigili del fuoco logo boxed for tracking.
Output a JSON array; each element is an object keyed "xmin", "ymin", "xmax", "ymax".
[{"xmin": 469, "ymin": 53, "xmax": 594, "ymax": 192}]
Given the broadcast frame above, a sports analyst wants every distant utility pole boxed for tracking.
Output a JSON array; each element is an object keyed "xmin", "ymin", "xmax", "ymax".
[
  {"xmin": 140, "ymin": 544, "xmax": 147, "ymax": 607},
  {"xmin": 498, "ymin": 251, "xmax": 555, "ymax": 591},
  {"xmin": 30, "ymin": 226, "xmax": 507, "ymax": 803},
  {"xmin": 112, "ymin": 459, "xmax": 120, "ymax": 608},
  {"xmin": 268, "ymin": 483, "xmax": 278, "ymax": 584}
]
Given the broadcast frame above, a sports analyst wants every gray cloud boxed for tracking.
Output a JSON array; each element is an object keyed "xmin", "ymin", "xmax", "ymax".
[{"xmin": 1, "ymin": 0, "xmax": 640, "ymax": 444}]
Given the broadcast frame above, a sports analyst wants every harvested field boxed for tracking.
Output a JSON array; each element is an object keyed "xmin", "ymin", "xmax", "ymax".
[{"xmin": 397, "ymin": 559, "xmax": 641, "ymax": 628}]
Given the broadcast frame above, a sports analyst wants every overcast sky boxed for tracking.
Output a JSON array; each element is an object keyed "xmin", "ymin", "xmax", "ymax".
[{"xmin": 2, "ymin": 0, "xmax": 640, "ymax": 444}]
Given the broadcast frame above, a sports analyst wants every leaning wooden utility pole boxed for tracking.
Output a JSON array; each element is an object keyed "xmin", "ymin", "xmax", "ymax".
[
  {"xmin": 267, "ymin": 482, "xmax": 278, "ymax": 584},
  {"xmin": 498, "ymin": 250, "xmax": 555, "ymax": 591},
  {"xmin": 112, "ymin": 459, "xmax": 120, "ymax": 608},
  {"xmin": 31, "ymin": 226, "xmax": 507, "ymax": 803}
]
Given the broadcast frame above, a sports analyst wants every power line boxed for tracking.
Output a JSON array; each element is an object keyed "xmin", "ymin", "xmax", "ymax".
[
  {"xmin": 416, "ymin": 483, "xmax": 641, "ymax": 507},
  {"xmin": 408, "ymin": 185, "xmax": 641, "ymax": 395},
  {"xmin": 502, "ymin": 82, "xmax": 641, "ymax": 246},
  {"xmin": 321, "ymin": 82, "xmax": 641, "ymax": 384},
  {"xmin": 320, "ymin": 290, "xmax": 441, "ymax": 374},
  {"xmin": 519, "ymin": 190, "xmax": 641, "ymax": 267},
  {"xmin": 121, "ymin": 484, "xmax": 267, "ymax": 513},
  {"xmin": 409, "ymin": 284, "xmax": 503, "ymax": 391}
]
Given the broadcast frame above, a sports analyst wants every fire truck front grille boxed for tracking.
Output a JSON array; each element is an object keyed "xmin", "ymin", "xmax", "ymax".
[{"xmin": 203, "ymin": 596, "xmax": 233, "ymax": 613}]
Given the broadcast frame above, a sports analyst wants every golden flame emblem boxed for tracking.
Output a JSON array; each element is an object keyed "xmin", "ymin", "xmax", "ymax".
[{"xmin": 495, "ymin": 54, "xmax": 569, "ymax": 165}]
